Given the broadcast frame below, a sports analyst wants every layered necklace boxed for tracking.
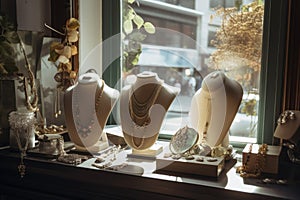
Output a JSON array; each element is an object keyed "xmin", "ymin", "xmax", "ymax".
[
  {"xmin": 128, "ymin": 83, "xmax": 162, "ymax": 149},
  {"xmin": 72, "ymin": 80, "xmax": 105, "ymax": 138},
  {"xmin": 129, "ymin": 83, "xmax": 162, "ymax": 127}
]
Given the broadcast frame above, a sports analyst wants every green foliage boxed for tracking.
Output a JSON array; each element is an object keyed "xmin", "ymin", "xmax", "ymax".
[
  {"xmin": 0, "ymin": 13, "xmax": 20, "ymax": 75},
  {"xmin": 122, "ymin": 0, "xmax": 155, "ymax": 72}
]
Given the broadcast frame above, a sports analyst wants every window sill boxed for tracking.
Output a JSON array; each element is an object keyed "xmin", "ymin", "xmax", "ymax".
[{"xmin": 0, "ymin": 143, "xmax": 299, "ymax": 199}]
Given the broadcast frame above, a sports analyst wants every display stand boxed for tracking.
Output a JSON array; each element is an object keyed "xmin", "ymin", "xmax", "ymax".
[
  {"xmin": 156, "ymin": 148, "xmax": 225, "ymax": 178},
  {"xmin": 64, "ymin": 72, "xmax": 119, "ymax": 153},
  {"xmin": 74, "ymin": 133, "xmax": 109, "ymax": 153},
  {"xmin": 120, "ymin": 72, "xmax": 179, "ymax": 151},
  {"xmin": 127, "ymin": 143, "xmax": 163, "ymax": 159}
]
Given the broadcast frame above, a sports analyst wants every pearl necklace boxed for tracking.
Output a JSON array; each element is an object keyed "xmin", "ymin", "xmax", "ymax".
[{"xmin": 72, "ymin": 80, "xmax": 105, "ymax": 138}]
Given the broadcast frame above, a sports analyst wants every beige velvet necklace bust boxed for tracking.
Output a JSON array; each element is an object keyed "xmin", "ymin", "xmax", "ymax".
[
  {"xmin": 274, "ymin": 110, "xmax": 300, "ymax": 144},
  {"xmin": 120, "ymin": 71, "xmax": 179, "ymax": 150},
  {"xmin": 64, "ymin": 73, "xmax": 119, "ymax": 150},
  {"xmin": 189, "ymin": 71, "xmax": 243, "ymax": 147}
]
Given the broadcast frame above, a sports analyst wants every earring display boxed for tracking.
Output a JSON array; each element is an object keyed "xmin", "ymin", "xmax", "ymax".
[
  {"xmin": 277, "ymin": 110, "xmax": 296, "ymax": 125},
  {"xmin": 274, "ymin": 110, "xmax": 300, "ymax": 164}
]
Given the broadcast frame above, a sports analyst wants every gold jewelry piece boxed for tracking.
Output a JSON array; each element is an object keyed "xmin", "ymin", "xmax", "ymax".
[
  {"xmin": 54, "ymin": 88, "xmax": 62, "ymax": 118},
  {"xmin": 129, "ymin": 83, "xmax": 162, "ymax": 127},
  {"xmin": 237, "ymin": 143, "xmax": 268, "ymax": 178},
  {"xmin": 128, "ymin": 83, "xmax": 162, "ymax": 150},
  {"xmin": 277, "ymin": 110, "xmax": 296, "ymax": 124},
  {"xmin": 196, "ymin": 157, "xmax": 204, "ymax": 162},
  {"xmin": 211, "ymin": 146, "xmax": 227, "ymax": 157},
  {"xmin": 206, "ymin": 158, "xmax": 218, "ymax": 162},
  {"xmin": 185, "ymin": 155, "xmax": 195, "ymax": 160}
]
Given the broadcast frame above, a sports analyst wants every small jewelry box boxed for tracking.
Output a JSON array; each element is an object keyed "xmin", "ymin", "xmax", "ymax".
[{"xmin": 242, "ymin": 144, "xmax": 282, "ymax": 174}]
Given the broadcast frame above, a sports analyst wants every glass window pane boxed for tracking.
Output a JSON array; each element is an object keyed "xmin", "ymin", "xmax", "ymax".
[
  {"xmin": 178, "ymin": 0, "xmax": 195, "ymax": 9},
  {"xmin": 225, "ymin": 0, "xmax": 235, "ymax": 8},
  {"xmin": 122, "ymin": 0, "xmax": 264, "ymax": 144},
  {"xmin": 207, "ymin": 31, "xmax": 216, "ymax": 47},
  {"xmin": 210, "ymin": 0, "xmax": 225, "ymax": 9}
]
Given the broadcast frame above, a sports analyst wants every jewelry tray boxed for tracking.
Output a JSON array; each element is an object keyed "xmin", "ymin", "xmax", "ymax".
[
  {"xmin": 156, "ymin": 151, "xmax": 225, "ymax": 178},
  {"xmin": 27, "ymin": 141, "xmax": 75, "ymax": 159}
]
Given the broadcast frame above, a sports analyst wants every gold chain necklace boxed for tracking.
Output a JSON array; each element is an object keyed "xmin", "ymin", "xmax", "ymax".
[
  {"xmin": 15, "ymin": 128, "xmax": 31, "ymax": 178},
  {"xmin": 237, "ymin": 143, "xmax": 268, "ymax": 178},
  {"xmin": 202, "ymin": 97, "xmax": 211, "ymax": 143},
  {"xmin": 128, "ymin": 83, "xmax": 162, "ymax": 150},
  {"xmin": 129, "ymin": 83, "xmax": 162, "ymax": 126},
  {"xmin": 73, "ymin": 80, "xmax": 105, "ymax": 138}
]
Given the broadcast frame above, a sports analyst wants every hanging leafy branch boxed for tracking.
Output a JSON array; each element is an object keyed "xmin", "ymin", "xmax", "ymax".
[{"xmin": 123, "ymin": 0, "xmax": 155, "ymax": 72}]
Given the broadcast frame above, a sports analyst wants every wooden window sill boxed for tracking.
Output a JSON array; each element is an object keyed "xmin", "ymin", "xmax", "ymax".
[{"xmin": 0, "ymin": 143, "xmax": 299, "ymax": 199}]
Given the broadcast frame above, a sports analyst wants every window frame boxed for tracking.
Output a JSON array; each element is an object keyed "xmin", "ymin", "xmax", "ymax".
[{"xmin": 101, "ymin": 0, "xmax": 289, "ymax": 146}]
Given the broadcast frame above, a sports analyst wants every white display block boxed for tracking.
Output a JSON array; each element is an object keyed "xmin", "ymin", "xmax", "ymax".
[
  {"xmin": 127, "ymin": 143, "xmax": 163, "ymax": 159},
  {"xmin": 75, "ymin": 133, "xmax": 109, "ymax": 153}
]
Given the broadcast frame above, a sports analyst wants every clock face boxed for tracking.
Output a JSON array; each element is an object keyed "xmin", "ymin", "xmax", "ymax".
[{"xmin": 169, "ymin": 126, "xmax": 199, "ymax": 155}]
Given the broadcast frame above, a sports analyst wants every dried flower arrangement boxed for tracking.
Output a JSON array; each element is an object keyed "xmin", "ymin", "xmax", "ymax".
[
  {"xmin": 45, "ymin": 18, "xmax": 79, "ymax": 118},
  {"xmin": 47, "ymin": 18, "xmax": 80, "ymax": 91},
  {"xmin": 209, "ymin": 1, "xmax": 264, "ymax": 85}
]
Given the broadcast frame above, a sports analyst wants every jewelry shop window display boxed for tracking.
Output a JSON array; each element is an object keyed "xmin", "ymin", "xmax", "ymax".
[
  {"xmin": 120, "ymin": 71, "xmax": 180, "ymax": 155},
  {"xmin": 64, "ymin": 72, "xmax": 120, "ymax": 153}
]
